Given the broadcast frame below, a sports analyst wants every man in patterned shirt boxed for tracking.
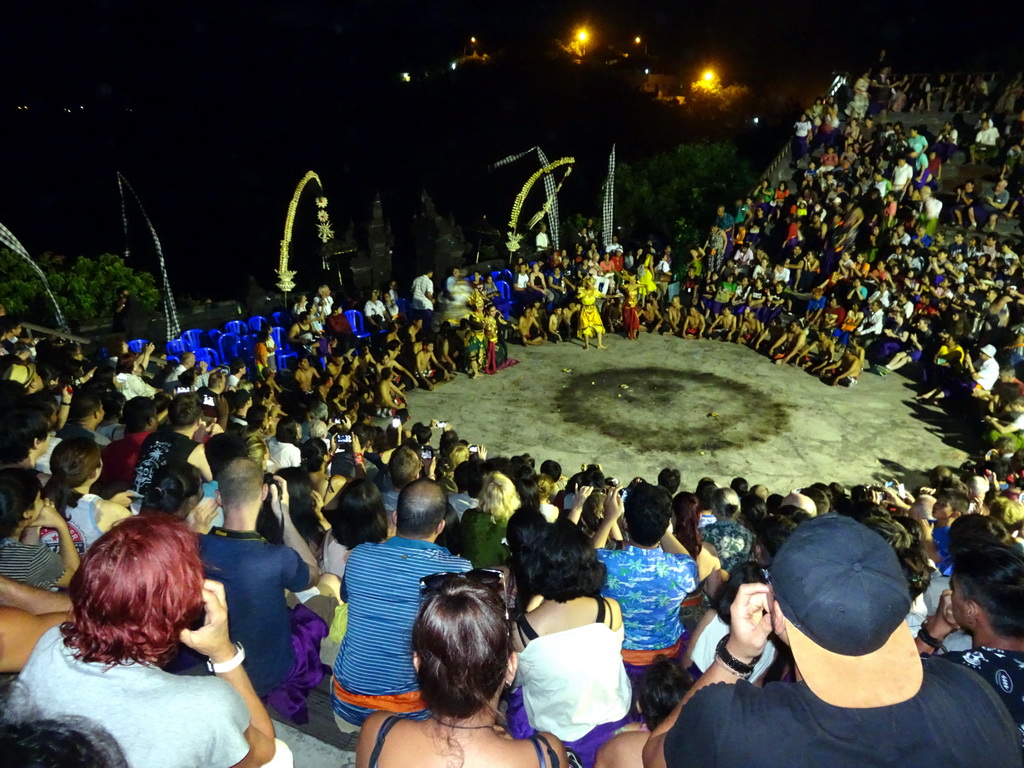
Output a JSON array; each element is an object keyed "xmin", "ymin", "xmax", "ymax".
[
  {"xmin": 920, "ymin": 544, "xmax": 1024, "ymax": 747},
  {"xmin": 595, "ymin": 482, "xmax": 698, "ymax": 680},
  {"xmin": 702, "ymin": 487, "xmax": 754, "ymax": 574}
]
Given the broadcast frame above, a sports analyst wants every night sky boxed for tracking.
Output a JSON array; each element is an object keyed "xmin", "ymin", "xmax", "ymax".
[{"xmin": 0, "ymin": 0, "xmax": 1013, "ymax": 297}]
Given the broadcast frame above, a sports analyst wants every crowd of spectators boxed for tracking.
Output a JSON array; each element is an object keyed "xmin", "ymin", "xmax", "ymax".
[{"xmin": 1, "ymin": 65, "xmax": 1024, "ymax": 768}]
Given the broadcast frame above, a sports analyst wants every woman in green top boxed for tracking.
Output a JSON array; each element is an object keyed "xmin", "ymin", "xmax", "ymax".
[{"xmin": 461, "ymin": 472, "xmax": 519, "ymax": 568}]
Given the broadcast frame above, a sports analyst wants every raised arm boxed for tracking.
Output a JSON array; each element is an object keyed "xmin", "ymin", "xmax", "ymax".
[
  {"xmin": 643, "ymin": 584, "xmax": 774, "ymax": 768},
  {"xmin": 271, "ymin": 476, "xmax": 321, "ymax": 588},
  {"xmin": 180, "ymin": 580, "xmax": 277, "ymax": 768}
]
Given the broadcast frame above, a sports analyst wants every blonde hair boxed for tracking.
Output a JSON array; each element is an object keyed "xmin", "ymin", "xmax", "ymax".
[
  {"xmin": 989, "ymin": 497, "xmax": 1024, "ymax": 533},
  {"xmin": 244, "ymin": 431, "xmax": 270, "ymax": 471},
  {"xmin": 448, "ymin": 444, "xmax": 470, "ymax": 471},
  {"xmin": 536, "ymin": 474, "xmax": 555, "ymax": 502},
  {"xmin": 478, "ymin": 472, "xmax": 520, "ymax": 523}
]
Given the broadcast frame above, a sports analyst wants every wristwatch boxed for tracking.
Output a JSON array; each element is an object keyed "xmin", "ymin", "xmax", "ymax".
[
  {"xmin": 207, "ymin": 642, "xmax": 245, "ymax": 674},
  {"xmin": 716, "ymin": 634, "xmax": 760, "ymax": 679}
]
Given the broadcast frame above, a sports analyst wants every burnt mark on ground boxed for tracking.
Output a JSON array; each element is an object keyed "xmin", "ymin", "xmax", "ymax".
[{"xmin": 555, "ymin": 366, "xmax": 792, "ymax": 454}]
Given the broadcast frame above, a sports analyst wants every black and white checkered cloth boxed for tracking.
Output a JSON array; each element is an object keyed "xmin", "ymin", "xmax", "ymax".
[
  {"xmin": 118, "ymin": 173, "xmax": 182, "ymax": 340},
  {"xmin": 0, "ymin": 221, "xmax": 69, "ymax": 332},
  {"xmin": 492, "ymin": 146, "xmax": 562, "ymax": 250},
  {"xmin": 602, "ymin": 144, "xmax": 616, "ymax": 247}
]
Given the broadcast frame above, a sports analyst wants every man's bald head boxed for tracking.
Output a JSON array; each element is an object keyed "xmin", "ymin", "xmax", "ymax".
[
  {"xmin": 396, "ymin": 479, "xmax": 447, "ymax": 539},
  {"xmin": 781, "ymin": 492, "xmax": 817, "ymax": 517}
]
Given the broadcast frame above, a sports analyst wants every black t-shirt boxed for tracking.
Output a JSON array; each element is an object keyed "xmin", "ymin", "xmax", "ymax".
[
  {"xmin": 133, "ymin": 429, "xmax": 198, "ymax": 498},
  {"xmin": 941, "ymin": 647, "xmax": 1024, "ymax": 750},
  {"xmin": 664, "ymin": 659, "xmax": 1020, "ymax": 768}
]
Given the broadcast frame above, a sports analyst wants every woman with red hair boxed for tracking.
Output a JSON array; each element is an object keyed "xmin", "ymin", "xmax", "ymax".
[{"xmin": 14, "ymin": 514, "xmax": 291, "ymax": 767}]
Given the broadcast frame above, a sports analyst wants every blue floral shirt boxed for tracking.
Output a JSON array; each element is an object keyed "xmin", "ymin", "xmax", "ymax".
[{"xmin": 597, "ymin": 546, "xmax": 699, "ymax": 651}]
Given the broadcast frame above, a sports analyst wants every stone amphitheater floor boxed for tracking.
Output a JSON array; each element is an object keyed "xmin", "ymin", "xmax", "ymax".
[{"xmin": 406, "ymin": 332, "xmax": 980, "ymax": 492}]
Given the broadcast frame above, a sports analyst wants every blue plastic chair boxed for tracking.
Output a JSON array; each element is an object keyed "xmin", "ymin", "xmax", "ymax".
[
  {"xmin": 218, "ymin": 333, "xmax": 241, "ymax": 363},
  {"xmin": 271, "ymin": 310, "xmax": 291, "ymax": 328},
  {"xmin": 271, "ymin": 326, "xmax": 298, "ymax": 370},
  {"xmin": 248, "ymin": 316, "xmax": 269, "ymax": 332},
  {"xmin": 241, "ymin": 333, "xmax": 257, "ymax": 359},
  {"xmin": 206, "ymin": 328, "xmax": 222, "ymax": 347},
  {"xmin": 396, "ymin": 297, "xmax": 409, "ymax": 317},
  {"xmin": 166, "ymin": 338, "xmax": 186, "ymax": 356},
  {"xmin": 194, "ymin": 347, "xmax": 220, "ymax": 368},
  {"xmin": 500, "ymin": 269, "xmax": 513, "ymax": 284},
  {"xmin": 494, "ymin": 280, "xmax": 513, "ymax": 319},
  {"xmin": 224, "ymin": 320, "xmax": 247, "ymax": 336},
  {"xmin": 345, "ymin": 310, "xmax": 371, "ymax": 341},
  {"xmin": 127, "ymin": 338, "xmax": 149, "ymax": 354},
  {"xmin": 181, "ymin": 329, "xmax": 203, "ymax": 352}
]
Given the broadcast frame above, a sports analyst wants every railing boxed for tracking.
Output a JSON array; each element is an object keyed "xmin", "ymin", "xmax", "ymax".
[
  {"xmin": 21, "ymin": 321, "xmax": 90, "ymax": 344},
  {"xmin": 746, "ymin": 70, "xmax": 1007, "ymax": 195},
  {"xmin": 749, "ymin": 74, "xmax": 848, "ymax": 195}
]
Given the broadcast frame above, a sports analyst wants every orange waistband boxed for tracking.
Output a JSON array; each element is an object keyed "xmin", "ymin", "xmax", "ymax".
[
  {"xmin": 621, "ymin": 636, "xmax": 685, "ymax": 666},
  {"xmin": 679, "ymin": 595, "xmax": 705, "ymax": 608},
  {"xmin": 333, "ymin": 677, "xmax": 425, "ymax": 713}
]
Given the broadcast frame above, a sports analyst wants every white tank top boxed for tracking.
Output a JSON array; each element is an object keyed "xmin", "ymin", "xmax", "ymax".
[
  {"xmin": 64, "ymin": 494, "xmax": 105, "ymax": 552},
  {"xmin": 515, "ymin": 621, "xmax": 632, "ymax": 741}
]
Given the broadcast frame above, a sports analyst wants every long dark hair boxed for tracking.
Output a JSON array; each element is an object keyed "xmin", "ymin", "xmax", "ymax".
[
  {"xmin": 672, "ymin": 492, "xmax": 703, "ymax": 557},
  {"xmin": 323, "ymin": 479, "xmax": 387, "ymax": 549},
  {"xmin": 413, "ymin": 578, "xmax": 510, "ymax": 720},
  {"xmin": 276, "ymin": 467, "xmax": 325, "ymax": 552}
]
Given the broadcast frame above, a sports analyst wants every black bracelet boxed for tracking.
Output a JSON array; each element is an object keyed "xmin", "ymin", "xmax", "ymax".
[
  {"xmin": 917, "ymin": 625, "xmax": 943, "ymax": 650},
  {"xmin": 716, "ymin": 634, "xmax": 760, "ymax": 678}
]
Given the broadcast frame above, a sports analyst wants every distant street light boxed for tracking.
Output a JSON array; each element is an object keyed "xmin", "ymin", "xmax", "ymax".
[
  {"xmin": 575, "ymin": 28, "xmax": 589, "ymax": 56},
  {"xmin": 703, "ymin": 70, "xmax": 716, "ymax": 82},
  {"xmin": 470, "ymin": 36, "xmax": 477, "ymax": 44},
  {"xmin": 634, "ymin": 36, "xmax": 641, "ymax": 44}
]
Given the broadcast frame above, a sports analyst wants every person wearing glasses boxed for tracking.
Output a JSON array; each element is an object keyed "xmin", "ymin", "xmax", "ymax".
[{"xmin": 356, "ymin": 574, "xmax": 568, "ymax": 768}]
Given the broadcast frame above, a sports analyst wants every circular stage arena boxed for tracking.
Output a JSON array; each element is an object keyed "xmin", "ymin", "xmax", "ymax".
[{"xmin": 406, "ymin": 334, "xmax": 972, "ymax": 492}]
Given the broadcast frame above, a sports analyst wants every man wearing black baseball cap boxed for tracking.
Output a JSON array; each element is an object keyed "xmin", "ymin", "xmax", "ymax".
[{"xmin": 643, "ymin": 516, "xmax": 1019, "ymax": 768}]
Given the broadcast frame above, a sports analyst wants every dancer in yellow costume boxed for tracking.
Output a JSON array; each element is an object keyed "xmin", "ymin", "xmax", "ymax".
[
  {"xmin": 577, "ymin": 277, "xmax": 607, "ymax": 350},
  {"xmin": 464, "ymin": 291, "xmax": 487, "ymax": 378},
  {"xmin": 636, "ymin": 252, "xmax": 658, "ymax": 300}
]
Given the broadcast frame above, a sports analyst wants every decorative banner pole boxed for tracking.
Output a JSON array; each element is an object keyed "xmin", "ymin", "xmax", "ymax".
[
  {"xmin": 492, "ymin": 147, "xmax": 571, "ymax": 250},
  {"xmin": 117, "ymin": 173, "xmax": 181, "ymax": 339},
  {"xmin": 602, "ymin": 144, "xmax": 616, "ymax": 247},
  {"xmin": 278, "ymin": 171, "xmax": 334, "ymax": 295},
  {"xmin": 0, "ymin": 221, "xmax": 69, "ymax": 332}
]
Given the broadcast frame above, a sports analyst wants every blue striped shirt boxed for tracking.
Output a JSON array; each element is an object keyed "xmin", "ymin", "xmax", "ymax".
[{"xmin": 332, "ymin": 536, "xmax": 471, "ymax": 725}]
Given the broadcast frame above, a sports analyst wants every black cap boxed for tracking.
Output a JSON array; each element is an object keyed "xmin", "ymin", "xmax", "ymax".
[{"xmin": 771, "ymin": 516, "xmax": 910, "ymax": 657}]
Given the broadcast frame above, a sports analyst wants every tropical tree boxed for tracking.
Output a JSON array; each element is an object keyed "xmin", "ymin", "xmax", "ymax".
[
  {"xmin": 616, "ymin": 141, "xmax": 754, "ymax": 247},
  {"xmin": 0, "ymin": 250, "xmax": 160, "ymax": 327}
]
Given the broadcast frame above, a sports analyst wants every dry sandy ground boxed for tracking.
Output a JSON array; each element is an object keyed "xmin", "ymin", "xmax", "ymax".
[{"xmin": 406, "ymin": 332, "xmax": 976, "ymax": 493}]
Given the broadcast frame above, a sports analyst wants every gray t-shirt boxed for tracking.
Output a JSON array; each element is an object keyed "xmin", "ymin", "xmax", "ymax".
[{"xmin": 17, "ymin": 627, "xmax": 251, "ymax": 768}]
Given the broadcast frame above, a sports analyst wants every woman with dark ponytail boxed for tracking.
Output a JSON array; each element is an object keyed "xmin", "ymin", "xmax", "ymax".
[{"xmin": 43, "ymin": 438, "xmax": 133, "ymax": 552}]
